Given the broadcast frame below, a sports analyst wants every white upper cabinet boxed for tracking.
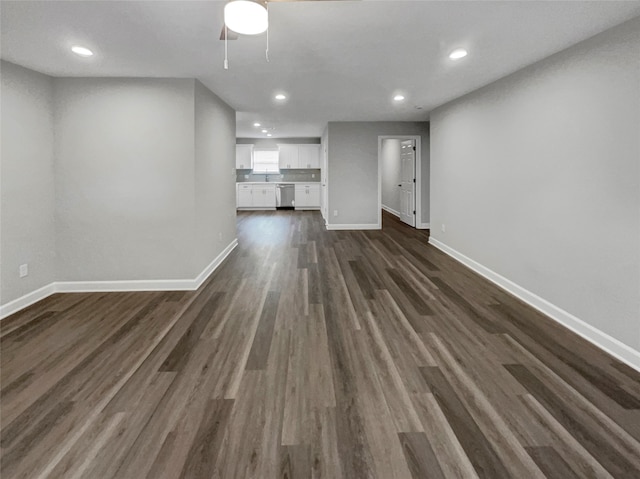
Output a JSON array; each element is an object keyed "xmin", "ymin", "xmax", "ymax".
[
  {"xmin": 278, "ymin": 144, "xmax": 321, "ymax": 169},
  {"xmin": 298, "ymin": 145, "xmax": 321, "ymax": 169},
  {"xmin": 278, "ymin": 144, "xmax": 299, "ymax": 169},
  {"xmin": 235, "ymin": 144, "xmax": 254, "ymax": 170}
]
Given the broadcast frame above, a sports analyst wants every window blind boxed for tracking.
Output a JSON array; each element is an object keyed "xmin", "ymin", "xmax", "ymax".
[{"xmin": 252, "ymin": 149, "xmax": 280, "ymax": 173}]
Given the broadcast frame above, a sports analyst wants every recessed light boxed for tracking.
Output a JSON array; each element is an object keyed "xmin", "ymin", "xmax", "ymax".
[
  {"xmin": 275, "ymin": 94, "xmax": 287, "ymax": 101},
  {"xmin": 394, "ymin": 95, "xmax": 405, "ymax": 101},
  {"xmin": 253, "ymin": 122, "xmax": 261, "ymax": 127},
  {"xmin": 71, "ymin": 45, "xmax": 94, "ymax": 57},
  {"xmin": 267, "ymin": 133, "xmax": 272, "ymax": 137},
  {"xmin": 449, "ymin": 48, "xmax": 468, "ymax": 60},
  {"xmin": 261, "ymin": 129, "xmax": 268, "ymax": 133}
]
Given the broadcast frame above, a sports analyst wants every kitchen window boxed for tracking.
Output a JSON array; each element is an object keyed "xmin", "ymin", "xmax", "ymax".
[{"xmin": 252, "ymin": 149, "xmax": 280, "ymax": 174}]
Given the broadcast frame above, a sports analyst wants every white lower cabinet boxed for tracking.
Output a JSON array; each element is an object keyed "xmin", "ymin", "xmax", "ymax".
[
  {"xmin": 237, "ymin": 183, "xmax": 319, "ymax": 210},
  {"xmin": 253, "ymin": 184, "xmax": 276, "ymax": 208},
  {"xmin": 237, "ymin": 184, "xmax": 252, "ymax": 208},
  {"xmin": 294, "ymin": 184, "xmax": 320, "ymax": 209},
  {"xmin": 237, "ymin": 184, "xmax": 276, "ymax": 209}
]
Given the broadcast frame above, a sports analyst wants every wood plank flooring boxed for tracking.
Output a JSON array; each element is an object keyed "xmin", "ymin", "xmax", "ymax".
[{"xmin": 2, "ymin": 210, "xmax": 640, "ymax": 478}]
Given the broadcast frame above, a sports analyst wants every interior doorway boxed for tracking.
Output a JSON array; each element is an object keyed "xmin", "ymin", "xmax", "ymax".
[
  {"xmin": 399, "ymin": 139, "xmax": 416, "ymax": 227},
  {"xmin": 378, "ymin": 136, "xmax": 421, "ymax": 229}
]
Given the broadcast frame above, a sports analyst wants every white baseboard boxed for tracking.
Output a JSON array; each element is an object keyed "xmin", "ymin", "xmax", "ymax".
[
  {"xmin": 326, "ymin": 223, "xmax": 381, "ymax": 231},
  {"xmin": 428, "ymin": 237, "xmax": 640, "ymax": 372},
  {"xmin": 0, "ymin": 283, "xmax": 57, "ymax": 320},
  {"xmin": 0, "ymin": 239, "xmax": 238, "ymax": 320},
  {"xmin": 417, "ymin": 222, "xmax": 431, "ymax": 230},
  {"xmin": 381, "ymin": 205, "xmax": 400, "ymax": 218},
  {"xmin": 193, "ymin": 239, "xmax": 238, "ymax": 288},
  {"xmin": 55, "ymin": 279, "xmax": 196, "ymax": 293}
]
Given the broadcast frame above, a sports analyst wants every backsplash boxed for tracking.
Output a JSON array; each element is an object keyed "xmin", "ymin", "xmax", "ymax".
[{"xmin": 236, "ymin": 169, "xmax": 321, "ymax": 183}]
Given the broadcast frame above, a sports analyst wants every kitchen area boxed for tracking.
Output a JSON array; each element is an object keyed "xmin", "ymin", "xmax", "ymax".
[{"xmin": 235, "ymin": 141, "xmax": 322, "ymax": 211}]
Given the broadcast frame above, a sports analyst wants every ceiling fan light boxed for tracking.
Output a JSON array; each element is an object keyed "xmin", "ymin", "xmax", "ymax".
[
  {"xmin": 224, "ymin": 1, "xmax": 268, "ymax": 36},
  {"xmin": 449, "ymin": 48, "xmax": 468, "ymax": 60},
  {"xmin": 71, "ymin": 45, "xmax": 94, "ymax": 57}
]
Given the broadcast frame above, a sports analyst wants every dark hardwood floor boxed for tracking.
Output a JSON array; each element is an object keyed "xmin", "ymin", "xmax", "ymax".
[{"xmin": 2, "ymin": 210, "xmax": 640, "ymax": 478}]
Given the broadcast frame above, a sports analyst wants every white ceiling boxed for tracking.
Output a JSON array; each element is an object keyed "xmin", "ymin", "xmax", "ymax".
[{"xmin": 2, "ymin": 1, "xmax": 640, "ymax": 138}]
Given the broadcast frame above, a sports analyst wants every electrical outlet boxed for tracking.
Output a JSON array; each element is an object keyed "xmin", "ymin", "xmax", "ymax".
[
  {"xmin": 218, "ymin": 232, "xmax": 223, "ymax": 241},
  {"xmin": 441, "ymin": 224, "xmax": 446, "ymax": 233},
  {"xmin": 19, "ymin": 264, "xmax": 28, "ymax": 278},
  {"xmin": 244, "ymin": 174, "xmax": 249, "ymax": 179},
  {"xmin": 333, "ymin": 210, "xmax": 338, "ymax": 217},
  {"xmin": 311, "ymin": 174, "xmax": 315, "ymax": 178}
]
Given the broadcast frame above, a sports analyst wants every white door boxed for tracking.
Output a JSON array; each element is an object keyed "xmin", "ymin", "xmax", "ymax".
[{"xmin": 399, "ymin": 140, "xmax": 416, "ymax": 227}]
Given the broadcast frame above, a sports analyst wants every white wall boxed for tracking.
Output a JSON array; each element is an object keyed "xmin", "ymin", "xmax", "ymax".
[
  {"xmin": 381, "ymin": 139, "xmax": 401, "ymax": 215},
  {"xmin": 1, "ymin": 61, "xmax": 56, "ymax": 304},
  {"xmin": 321, "ymin": 125, "xmax": 329, "ymax": 221},
  {"xmin": 1, "ymin": 70, "xmax": 238, "ymax": 314},
  {"xmin": 430, "ymin": 17, "xmax": 640, "ymax": 350},
  {"xmin": 54, "ymin": 78, "xmax": 197, "ymax": 281},
  {"xmin": 194, "ymin": 80, "xmax": 237, "ymax": 273},
  {"xmin": 327, "ymin": 122, "xmax": 429, "ymax": 227}
]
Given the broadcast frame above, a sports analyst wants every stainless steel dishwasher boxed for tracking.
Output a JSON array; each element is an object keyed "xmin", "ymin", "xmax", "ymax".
[{"xmin": 276, "ymin": 184, "xmax": 295, "ymax": 209}]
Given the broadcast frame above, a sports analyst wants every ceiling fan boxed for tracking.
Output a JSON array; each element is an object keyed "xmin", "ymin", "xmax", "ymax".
[
  {"xmin": 219, "ymin": 0, "xmax": 344, "ymax": 69},
  {"xmin": 219, "ymin": 0, "xmax": 341, "ymax": 41}
]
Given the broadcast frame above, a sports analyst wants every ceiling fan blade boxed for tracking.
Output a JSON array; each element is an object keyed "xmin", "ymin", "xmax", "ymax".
[{"xmin": 219, "ymin": 25, "xmax": 239, "ymax": 40}]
